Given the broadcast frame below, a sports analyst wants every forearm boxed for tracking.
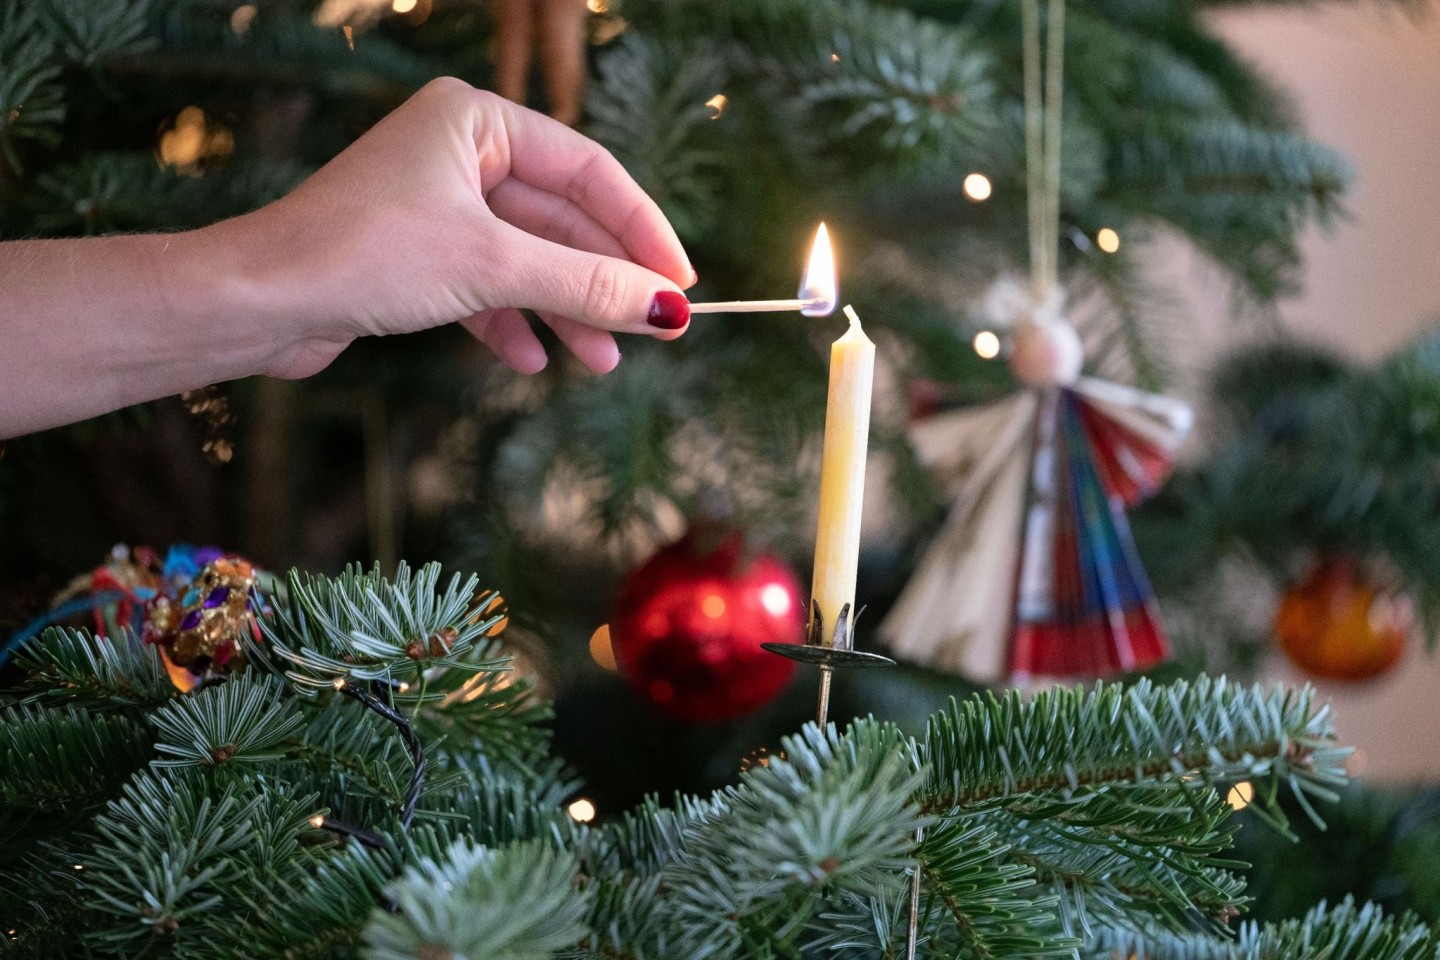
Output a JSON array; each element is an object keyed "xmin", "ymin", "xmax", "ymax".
[{"xmin": 0, "ymin": 226, "xmax": 283, "ymax": 438}]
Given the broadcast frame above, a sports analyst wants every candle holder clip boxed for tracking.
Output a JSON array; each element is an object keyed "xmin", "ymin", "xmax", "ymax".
[
  {"xmin": 762, "ymin": 601, "xmax": 894, "ymax": 728},
  {"xmin": 762, "ymin": 600, "xmax": 896, "ymax": 669}
]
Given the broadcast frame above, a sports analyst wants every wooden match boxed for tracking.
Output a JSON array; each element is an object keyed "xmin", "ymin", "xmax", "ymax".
[{"xmin": 688, "ymin": 298, "xmax": 834, "ymax": 315}]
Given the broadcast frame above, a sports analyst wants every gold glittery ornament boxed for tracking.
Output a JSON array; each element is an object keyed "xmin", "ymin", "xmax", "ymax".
[{"xmin": 161, "ymin": 557, "xmax": 260, "ymax": 683}]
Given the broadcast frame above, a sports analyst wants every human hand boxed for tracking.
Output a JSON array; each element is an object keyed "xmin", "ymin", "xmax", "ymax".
[{"xmin": 211, "ymin": 76, "xmax": 694, "ymax": 378}]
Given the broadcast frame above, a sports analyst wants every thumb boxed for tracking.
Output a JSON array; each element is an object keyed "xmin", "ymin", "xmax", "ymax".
[{"xmin": 486, "ymin": 223, "xmax": 690, "ymax": 336}]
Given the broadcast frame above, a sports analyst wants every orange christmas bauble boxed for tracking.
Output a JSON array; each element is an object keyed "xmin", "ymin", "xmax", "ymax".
[{"xmin": 1274, "ymin": 556, "xmax": 1412, "ymax": 682}]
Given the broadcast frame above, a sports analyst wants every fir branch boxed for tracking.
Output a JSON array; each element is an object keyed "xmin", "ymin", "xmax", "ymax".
[
  {"xmin": 1111, "ymin": 119, "xmax": 1350, "ymax": 207},
  {"xmin": 245, "ymin": 845, "xmax": 396, "ymax": 960},
  {"xmin": 365, "ymin": 838, "xmax": 591, "ymax": 960},
  {"xmin": 259, "ymin": 562, "xmax": 508, "ymax": 688},
  {"xmin": 9, "ymin": 626, "xmax": 178, "ymax": 710},
  {"xmin": 808, "ymin": 886, "xmax": 914, "ymax": 960},
  {"xmin": 627, "ymin": 0, "xmax": 996, "ymax": 166},
  {"xmin": 916, "ymin": 814, "xmax": 1075, "ymax": 958},
  {"xmin": 36, "ymin": 0, "xmax": 155, "ymax": 68},
  {"xmin": 584, "ymin": 792, "xmax": 721, "ymax": 878},
  {"xmin": 438, "ymin": 768, "xmax": 578, "ymax": 851},
  {"xmin": 660, "ymin": 720, "xmax": 926, "ymax": 956},
  {"xmin": 996, "ymin": 811, "xmax": 1247, "ymax": 937},
  {"xmin": 128, "ymin": 4, "xmax": 431, "ymax": 97},
  {"xmin": 1074, "ymin": 241, "xmax": 1184, "ymax": 392},
  {"xmin": 148, "ymin": 673, "xmax": 305, "ymax": 769},
  {"xmin": 0, "ymin": 705, "xmax": 152, "ymax": 809},
  {"xmin": 335, "ymin": 679, "xmax": 427, "ymax": 829},
  {"xmin": 407, "ymin": 647, "xmax": 554, "ymax": 777},
  {"xmin": 26, "ymin": 152, "xmax": 305, "ymax": 236},
  {"xmin": 919, "ymin": 677, "xmax": 1348, "ymax": 831},
  {"xmin": 587, "ymin": 34, "xmax": 730, "ymax": 239},
  {"xmin": 282, "ymin": 697, "xmax": 425, "ymax": 825},
  {"xmin": 1091, "ymin": 896, "xmax": 1440, "ymax": 960},
  {"xmin": 0, "ymin": 0, "xmax": 65, "ymax": 172},
  {"xmin": 570, "ymin": 872, "xmax": 666, "ymax": 960},
  {"xmin": 76, "ymin": 771, "xmax": 320, "ymax": 948}
]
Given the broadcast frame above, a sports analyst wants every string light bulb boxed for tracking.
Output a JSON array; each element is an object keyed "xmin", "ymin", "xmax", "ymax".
[
  {"xmin": 1226, "ymin": 781, "xmax": 1254, "ymax": 811},
  {"xmin": 973, "ymin": 330, "xmax": 1001, "ymax": 359},
  {"xmin": 158, "ymin": 106, "xmax": 233, "ymax": 176},
  {"xmin": 230, "ymin": 4, "xmax": 258, "ymax": 34},
  {"xmin": 1096, "ymin": 228, "xmax": 1120, "ymax": 253},
  {"xmin": 567, "ymin": 798, "xmax": 597, "ymax": 823},
  {"xmin": 705, "ymin": 94, "xmax": 728, "ymax": 120},
  {"xmin": 962, "ymin": 173, "xmax": 992, "ymax": 202},
  {"xmin": 589, "ymin": 624, "xmax": 617, "ymax": 671}
]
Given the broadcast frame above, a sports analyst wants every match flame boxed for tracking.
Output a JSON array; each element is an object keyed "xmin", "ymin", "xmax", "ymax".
[{"xmin": 798, "ymin": 223, "xmax": 837, "ymax": 317}]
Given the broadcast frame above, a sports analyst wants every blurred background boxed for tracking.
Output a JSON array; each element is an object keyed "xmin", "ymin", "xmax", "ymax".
[{"xmin": 2, "ymin": 0, "xmax": 1439, "ymax": 929}]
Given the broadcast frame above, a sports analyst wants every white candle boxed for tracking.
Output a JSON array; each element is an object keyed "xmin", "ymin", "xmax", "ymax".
[{"xmin": 810, "ymin": 304, "xmax": 875, "ymax": 641}]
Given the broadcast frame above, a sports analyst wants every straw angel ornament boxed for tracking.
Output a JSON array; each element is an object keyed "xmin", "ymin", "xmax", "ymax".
[{"xmin": 878, "ymin": 0, "xmax": 1192, "ymax": 684}]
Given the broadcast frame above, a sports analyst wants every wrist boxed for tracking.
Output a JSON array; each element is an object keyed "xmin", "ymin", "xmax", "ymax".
[{"xmin": 181, "ymin": 211, "xmax": 350, "ymax": 380}]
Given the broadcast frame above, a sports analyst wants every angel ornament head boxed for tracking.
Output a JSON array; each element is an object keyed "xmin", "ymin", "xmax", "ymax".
[{"xmin": 1007, "ymin": 297, "xmax": 1085, "ymax": 389}]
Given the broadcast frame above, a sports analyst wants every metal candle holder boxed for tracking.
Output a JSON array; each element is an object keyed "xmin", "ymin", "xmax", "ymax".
[
  {"xmin": 764, "ymin": 602, "xmax": 921, "ymax": 958},
  {"xmin": 762, "ymin": 600, "xmax": 893, "ymax": 727}
]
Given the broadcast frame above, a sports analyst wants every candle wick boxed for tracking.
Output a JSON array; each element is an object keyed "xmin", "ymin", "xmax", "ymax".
[{"xmin": 842, "ymin": 304, "xmax": 861, "ymax": 327}]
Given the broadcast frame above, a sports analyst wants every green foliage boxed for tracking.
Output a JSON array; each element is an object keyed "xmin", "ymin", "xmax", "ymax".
[
  {"xmin": 587, "ymin": 35, "xmax": 730, "ymax": 238},
  {"xmin": 260, "ymin": 562, "xmax": 509, "ymax": 686},
  {"xmin": 258, "ymin": 562, "xmax": 549, "ymax": 774},
  {"xmin": 1136, "ymin": 329, "xmax": 1440, "ymax": 650},
  {"xmin": 467, "ymin": 0, "xmax": 1351, "ymax": 557},
  {"xmin": 659, "ymin": 720, "xmax": 924, "ymax": 955},
  {"xmin": 0, "ymin": 560, "xmax": 1432, "ymax": 958},
  {"xmin": 366, "ymin": 839, "xmax": 590, "ymax": 960},
  {"xmin": 920, "ymin": 677, "xmax": 1347, "ymax": 825},
  {"xmin": 0, "ymin": 1, "xmax": 64, "ymax": 170},
  {"xmin": 149, "ymin": 674, "xmax": 305, "ymax": 768},
  {"xmin": 11, "ymin": 626, "xmax": 178, "ymax": 709},
  {"xmin": 0, "ymin": 705, "xmax": 151, "ymax": 809},
  {"xmin": 0, "ymin": 0, "xmax": 1425, "ymax": 955},
  {"xmin": 1093, "ymin": 897, "xmax": 1440, "ymax": 960},
  {"xmin": 1234, "ymin": 784, "xmax": 1440, "ymax": 927},
  {"xmin": 0, "ymin": 563, "xmax": 565, "ymax": 958},
  {"xmin": 79, "ymin": 772, "xmax": 318, "ymax": 948}
]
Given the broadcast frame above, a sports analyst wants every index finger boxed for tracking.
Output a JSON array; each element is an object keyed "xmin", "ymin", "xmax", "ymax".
[{"xmin": 489, "ymin": 99, "xmax": 693, "ymax": 288}]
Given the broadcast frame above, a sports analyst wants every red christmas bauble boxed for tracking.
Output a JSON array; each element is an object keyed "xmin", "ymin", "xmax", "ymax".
[
  {"xmin": 1274, "ymin": 556, "xmax": 1412, "ymax": 682},
  {"xmin": 610, "ymin": 527, "xmax": 804, "ymax": 723}
]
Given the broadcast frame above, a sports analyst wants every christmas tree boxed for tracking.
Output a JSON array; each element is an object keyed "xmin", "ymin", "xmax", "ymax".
[
  {"xmin": 2, "ymin": 0, "xmax": 1434, "ymax": 955},
  {"xmin": 0, "ymin": 0, "xmax": 1347, "ymax": 576},
  {"xmin": 5, "ymin": 559, "xmax": 1432, "ymax": 958}
]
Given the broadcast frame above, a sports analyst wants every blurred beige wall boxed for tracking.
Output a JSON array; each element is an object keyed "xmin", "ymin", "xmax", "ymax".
[{"xmin": 1188, "ymin": 3, "xmax": 1440, "ymax": 781}]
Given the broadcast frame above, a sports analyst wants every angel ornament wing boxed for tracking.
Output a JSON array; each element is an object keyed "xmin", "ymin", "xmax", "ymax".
[{"xmin": 880, "ymin": 304, "xmax": 1192, "ymax": 683}]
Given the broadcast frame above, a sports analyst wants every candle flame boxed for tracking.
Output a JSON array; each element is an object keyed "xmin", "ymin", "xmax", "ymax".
[{"xmin": 798, "ymin": 223, "xmax": 837, "ymax": 317}]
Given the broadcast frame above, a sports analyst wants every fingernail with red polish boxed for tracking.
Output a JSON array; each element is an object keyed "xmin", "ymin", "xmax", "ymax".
[{"xmin": 648, "ymin": 291, "xmax": 690, "ymax": 330}]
